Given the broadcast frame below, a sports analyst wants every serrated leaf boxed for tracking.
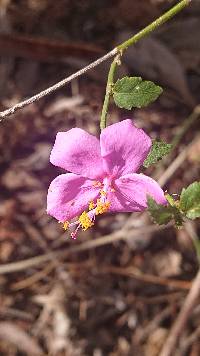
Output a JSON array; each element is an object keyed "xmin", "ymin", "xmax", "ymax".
[
  {"xmin": 147, "ymin": 196, "xmax": 183, "ymax": 228},
  {"xmin": 143, "ymin": 140, "xmax": 172, "ymax": 168},
  {"xmin": 113, "ymin": 76, "xmax": 163, "ymax": 110},
  {"xmin": 147, "ymin": 196, "xmax": 173, "ymax": 225},
  {"xmin": 180, "ymin": 182, "xmax": 200, "ymax": 219}
]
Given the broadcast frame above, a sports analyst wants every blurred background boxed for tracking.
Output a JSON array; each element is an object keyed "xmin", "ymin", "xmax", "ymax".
[{"xmin": 0, "ymin": 0, "xmax": 200, "ymax": 355}]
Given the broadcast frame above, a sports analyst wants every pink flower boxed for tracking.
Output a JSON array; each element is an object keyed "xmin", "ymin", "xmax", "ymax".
[{"xmin": 47, "ymin": 119, "xmax": 166, "ymax": 239}]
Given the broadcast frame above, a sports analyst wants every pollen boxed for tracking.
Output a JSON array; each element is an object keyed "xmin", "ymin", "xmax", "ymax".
[
  {"xmin": 95, "ymin": 201, "xmax": 110, "ymax": 215},
  {"xmin": 63, "ymin": 221, "xmax": 69, "ymax": 230},
  {"xmin": 79, "ymin": 211, "xmax": 94, "ymax": 231},
  {"xmin": 89, "ymin": 201, "xmax": 95, "ymax": 210},
  {"xmin": 100, "ymin": 190, "xmax": 107, "ymax": 196}
]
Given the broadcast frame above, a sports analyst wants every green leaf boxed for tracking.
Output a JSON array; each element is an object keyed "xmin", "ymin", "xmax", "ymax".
[
  {"xmin": 143, "ymin": 140, "xmax": 172, "ymax": 168},
  {"xmin": 147, "ymin": 196, "xmax": 183, "ymax": 228},
  {"xmin": 180, "ymin": 182, "xmax": 200, "ymax": 219},
  {"xmin": 113, "ymin": 76, "xmax": 163, "ymax": 110}
]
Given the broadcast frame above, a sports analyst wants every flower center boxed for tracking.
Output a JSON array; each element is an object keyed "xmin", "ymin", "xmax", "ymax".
[{"xmin": 63, "ymin": 177, "xmax": 113, "ymax": 239}]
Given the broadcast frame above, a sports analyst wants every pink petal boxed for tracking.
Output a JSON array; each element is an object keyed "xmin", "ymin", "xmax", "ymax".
[
  {"xmin": 100, "ymin": 119, "xmax": 151, "ymax": 178},
  {"xmin": 50, "ymin": 128, "xmax": 104, "ymax": 179},
  {"xmin": 108, "ymin": 173, "xmax": 167, "ymax": 212},
  {"xmin": 47, "ymin": 173, "xmax": 100, "ymax": 222}
]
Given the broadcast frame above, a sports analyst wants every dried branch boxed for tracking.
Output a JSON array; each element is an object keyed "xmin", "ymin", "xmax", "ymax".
[
  {"xmin": 0, "ymin": 49, "xmax": 117, "ymax": 121},
  {"xmin": 0, "ymin": 223, "xmax": 168, "ymax": 275},
  {"xmin": 160, "ymin": 268, "xmax": 200, "ymax": 356},
  {"xmin": 0, "ymin": 0, "xmax": 191, "ymax": 121}
]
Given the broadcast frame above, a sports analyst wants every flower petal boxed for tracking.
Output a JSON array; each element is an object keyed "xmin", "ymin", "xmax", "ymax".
[
  {"xmin": 108, "ymin": 173, "xmax": 167, "ymax": 212},
  {"xmin": 47, "ymin": 173, "xmax": 100, "ymax": 222},
  {"xmin": 100, "ymin": 119, "xmax": 151, "ymax": 178},
  {"xmin": 50, "ymin": 128, "xmax": 104, "ymax": 179}
]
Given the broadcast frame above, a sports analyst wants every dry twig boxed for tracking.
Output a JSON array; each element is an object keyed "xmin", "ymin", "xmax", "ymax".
[
  {"xmin": 135, "ymin": 305, "xmax": 174, "ymax": 343},
  {"xmin": 179, "ymin": 325, "xmax": 200, "ymax": 354},
  {"xmin": 0, "ymin": 0, "xmax": 192, "ymax": 120},
  {"xmin": 160, "ymin": 268, "xmax": 200, "ymax": 356},
  {"xmin": 101, "ymin": 266, "xmax": 191, "ymax": 290},
  {"xmin": 0, "ymin": 223, "xmax": 169, "ymax": 274},
  {"xmin": 158, "ymin": 135, "xmax": 199, "ymax": 187},
  {"xmin": 0, "ymin": 49, "xmax": 117, "ymax": 121}
]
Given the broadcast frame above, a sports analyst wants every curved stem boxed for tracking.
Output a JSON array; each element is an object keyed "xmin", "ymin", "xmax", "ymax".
[
  {"xmin": 0, "ymin": 0, "xmax": 192, "ymax": 121},
  {"xmin": 101, "ymin": 0, "xmax": 191, "ymax": 129},
  {"xmin": 100, "ymin": 55, "xmax": 120, "ymax": 130},
  {"xmin": 118, "ymin": 0, "xmax": 191, "ymax": 52}
]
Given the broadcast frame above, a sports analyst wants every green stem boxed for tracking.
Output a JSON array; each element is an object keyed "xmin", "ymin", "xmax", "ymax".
[
  {"xmin": 100, "ymin": 55, "xmax": 120, "ymax": 130},
  {"xmin": 118, "ymin": 0, "xmax": 191, "ymax": 52},
  {"xmin": 165, "ymin": 193, "xmax": 176, "ymax": 206},
  {"xmin": 100, "ymin": 0, "xmax": 191, "ymax": 130}
]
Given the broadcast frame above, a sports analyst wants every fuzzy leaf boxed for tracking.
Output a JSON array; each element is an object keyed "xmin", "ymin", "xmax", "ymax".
[
  {"xmin": 180, "ymin": 182, "xmax": 200, "ymax": 219},
  {"xmin": 147, "ymin": 196, "xmax": 183, "ymax": 228},
  {"xmin": 113, "ymin": 76, "xmax": 163, "ymax": 110},
  {"xmin": 143, "ymin": 140, "xmax": 172, "ymax": 168}
]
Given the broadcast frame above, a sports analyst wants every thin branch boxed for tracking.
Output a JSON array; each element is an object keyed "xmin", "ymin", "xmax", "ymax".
[
  {"xmin": 171, "ymin": 105, "xmax": 200, "ymax": 149},
  {"xmin": 0, "ymin": 49, "xmax": 117, "ymax": 121},
  {"xmin": 118, "ymin": 0, "xmax": 191, "ymax": 52},
  {"xmin": 0, "ymin": 0, "xmax": 191, "ymax": 121},
  {"xmin": 102, "ymin": 266, "xmax": 191, "ymax": 290},
  {"xmin": 100, "ymin": 54, "xmax": 120, "ymax": 130},
  {"xmin": 179, "ymin": 325, "xmax": 200, "ymax": 354},
  {"xmin": 160, "ymin": 268, "xmax": 200, "ymax": 356},
  {"xmin": 0, "ymin": 223, "xmax": 168, "ymax": 275},
  {"xmin": 157, "ymin": 135, "xmax": 199, "ymax": 187},
  {"xmin": 135, "ymin": 305, "xmax": 176, "ymax": 343}
]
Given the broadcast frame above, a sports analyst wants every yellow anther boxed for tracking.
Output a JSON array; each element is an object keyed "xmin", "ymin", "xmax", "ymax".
[
  {"xmin": 63, "ymin": 221, "xmax": 69, "ymax": 230},
  {"xmin": 100, "ymin": 190, "xmax": 107, "ymax": 196},
  {"xmin": 95, "ymin": 201, "xmax": 110, "ymax": 215},
  {"xmin": 89, "ymin": 201, "xmax": 95, "ymax": 210},
  {"xmin": 79, "ymin": 211, "xmax": 94, "ymax": 231}
]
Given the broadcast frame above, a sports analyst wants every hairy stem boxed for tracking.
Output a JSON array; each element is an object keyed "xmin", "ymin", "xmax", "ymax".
[
  {"xmin": 118, "ymin": 0, "xmax": 191, "ymax": 52},
  {"xmin": 0, "ymin": 0, "xmax": 191, "ymax": 121},
  {"xmin": 100, "ymin": 55, "xmax": 120, "ymax": 130},
  {"xmin": 100, "ymin": 0, "xmax": 191, "ymax": 129},
  {"xmin": 0, "ymin": 49, "xmax": 117, "ymax": 121}
]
